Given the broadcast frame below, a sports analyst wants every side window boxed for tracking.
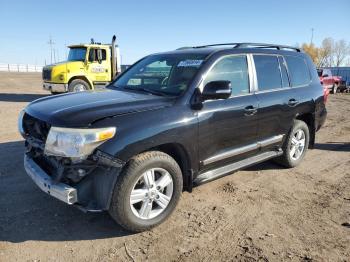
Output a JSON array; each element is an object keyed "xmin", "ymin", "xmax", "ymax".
[
  {"xmin": 89, "ymin": 48, "xmax": 107, "ymax": 62},
  {"xmin": 203, "ymin": 55, "xmax": 249, "ymax": 96},
  {"xmin": 253, "ymin": 55, "xmax": 282, "ymax": 91},
  {"xmin": 285, "ymin": 56, "xmax": 311, "ymax": 87},
  {"xmin": 278, "ymin": 56, "xmax": 290, "ymax": 87},
  {"xmin": 101, "ymin": 49, "xmax": 106, "ymax": 60}
]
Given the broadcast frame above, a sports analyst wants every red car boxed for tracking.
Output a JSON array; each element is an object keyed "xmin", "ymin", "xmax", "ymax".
[{"xmin": 317, "ymin": 68, "xmax": 342, "ymax": 94}]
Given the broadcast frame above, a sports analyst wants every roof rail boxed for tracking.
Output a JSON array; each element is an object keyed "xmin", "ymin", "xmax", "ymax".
[{"xmin": 180, "ymin": 43, "xmax": 301, "ymax": 52}]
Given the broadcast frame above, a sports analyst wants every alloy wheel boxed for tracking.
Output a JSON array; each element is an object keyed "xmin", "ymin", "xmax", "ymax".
[
  {"xmin": 130, "ymin": 168, "xmax": 174, "ymax": 220},
  {"xmin": 289, "ymin": 129, "xmax": 306, "ymax": 161}
]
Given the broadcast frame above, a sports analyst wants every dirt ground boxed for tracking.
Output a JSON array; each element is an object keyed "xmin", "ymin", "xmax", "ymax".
[{"xmin": 0, "ymin": 72, "xmax": 349, "ymax": 262}]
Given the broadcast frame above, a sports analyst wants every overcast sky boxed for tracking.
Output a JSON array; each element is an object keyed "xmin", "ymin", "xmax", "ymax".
[{"xmin": 1, "ymin": 0, "xmax": 349, "ymax": 65}]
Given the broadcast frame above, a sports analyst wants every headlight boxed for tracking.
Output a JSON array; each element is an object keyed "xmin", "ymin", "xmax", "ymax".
[
  {"xmin": 44, "ymin": 127, "xmax": 116, "ymax": 159},
  {"xmin": 18, "ymin": 110, "xmax": 26, "ymax": 138}
]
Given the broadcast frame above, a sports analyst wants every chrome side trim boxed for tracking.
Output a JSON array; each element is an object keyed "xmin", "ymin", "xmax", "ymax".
[
  {"xmin": 258, "ymin": 135, "xmax": 284, "ymax": 147},
  {"xmin": 203, "ymin": 143, "xmax": 258, "ymax": 165},
  {"xmin": 195, "ymin": 150, "xmax": 283, "ymax": 185},
  {"xmin": 202, "ymin": 134, "xmax": 283, "ymax": 165},
  {"xmin": 24, "ymin": 155, "xmax": 78, "ymax": 205}
]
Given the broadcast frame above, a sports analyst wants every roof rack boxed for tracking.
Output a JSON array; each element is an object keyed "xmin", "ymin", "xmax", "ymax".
[{"xmin": 178, "ymin": 43, "xmax": 301, "ymax": 52}]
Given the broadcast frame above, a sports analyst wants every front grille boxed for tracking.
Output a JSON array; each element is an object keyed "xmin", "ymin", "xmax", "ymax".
[
  {"xmin": 42, "ymin": 68, "xmax": 52, "ymax": 81},
  {"xmin": 23, "ymin": 113, "xmax": 51, "ymax": 142}
]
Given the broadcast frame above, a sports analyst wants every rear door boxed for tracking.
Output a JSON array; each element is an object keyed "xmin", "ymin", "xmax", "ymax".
[
  {"xmin": 198, "ymin": 54, "xmax": 259, "ymax": 172},
  {"xmin": 253, "ymin": 54, "xmax": 296, "ymax": 149},
  {"xmin": 284, "ymin": 55, "xmax": 314, "ymax": 119}
]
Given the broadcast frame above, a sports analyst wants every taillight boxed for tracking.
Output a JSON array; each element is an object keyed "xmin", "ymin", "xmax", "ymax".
[{"xmin": 323, "ymin": 86, "xmax": 329, "ymax": 103}]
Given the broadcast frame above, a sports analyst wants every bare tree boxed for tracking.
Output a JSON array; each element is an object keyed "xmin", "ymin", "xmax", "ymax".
[
  {"xmin": 333, "ymin": 39, "xmax": 350, "ymax": 66},
  {"xmin": 318, "ymin": 37, "xmax": 334, "ymax": 67}
]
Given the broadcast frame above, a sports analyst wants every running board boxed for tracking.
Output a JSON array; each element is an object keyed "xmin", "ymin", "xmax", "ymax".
[{"xmin": 194, "ymin": 150, "xmax": 283, "ymax": 185}]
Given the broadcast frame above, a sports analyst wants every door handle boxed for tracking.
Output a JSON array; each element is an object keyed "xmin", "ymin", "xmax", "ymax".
[
  {"xmin": 244, "ymin": 105, "xmax": 257, "ymax": 116},
  {"xmin": 288, "ymin": 98, "xmax": 299, "ymax": 107}
]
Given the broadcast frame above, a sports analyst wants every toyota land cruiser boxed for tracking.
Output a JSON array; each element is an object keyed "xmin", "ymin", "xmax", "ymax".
[{"xmin": 19, "ymin": 43, "xmax": 327, "ymax": 232}]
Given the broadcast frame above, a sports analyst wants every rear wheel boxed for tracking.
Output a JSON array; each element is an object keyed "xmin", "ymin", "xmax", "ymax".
[
  {"xmin": 276, "ymin": 120, "xmax": 309, "ymax": 168},
  {"xmin": 109, "ymin": 151, "xmax": 183, "ymax": 232},
  {"xmin": 68, "ymin": 79, "xmax": 90, "ymax": 92}
]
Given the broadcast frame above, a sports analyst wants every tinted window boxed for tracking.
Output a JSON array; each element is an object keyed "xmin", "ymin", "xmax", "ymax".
[
  {"xmin": 278, "ymin": 56, "xmax": 290, "ymax": 87},
  {"xmin": 204, "ymin": 55, "xmax": 249, "ymax": 96},
  {"xmin": 285, "ymin": 56, "xmax": 310, "ymax": 87},
  {"xmin": 254, "ymin": 55, "xmax": 282, "ymax": 91}
]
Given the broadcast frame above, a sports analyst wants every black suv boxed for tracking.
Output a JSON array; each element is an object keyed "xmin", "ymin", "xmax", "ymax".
[{"xmin": 19, "ymin": 43, "xmax": 327, "ymax": 232}]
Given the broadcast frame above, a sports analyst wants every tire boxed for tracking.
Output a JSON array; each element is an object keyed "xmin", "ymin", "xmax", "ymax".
[
  {"xmin": 109, "ymin": 151, "xmax": 183, "ymax": 232},
  {"xmin": 68, "ymin": 79, "xmax": 90, "ymax": 92},
  {"xmin": 332, "ymin": 84, "xmax": 338, "ymax": 94},
  {"xmin": 276, "ymin": 120, "xmax": 309, "ymax": 168}
]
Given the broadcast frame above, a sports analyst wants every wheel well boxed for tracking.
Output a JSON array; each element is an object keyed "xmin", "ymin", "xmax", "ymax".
[
  {"xmin": 150, "ymin": 143, "xmax": 192, "ymax": 192},
  {"xmin": 296, "ymin": 113, "xmax": 315, "ymax": 148},
  {"xmin": 68, "ymin": 76, "xmax": 91, "ymax": 89}
]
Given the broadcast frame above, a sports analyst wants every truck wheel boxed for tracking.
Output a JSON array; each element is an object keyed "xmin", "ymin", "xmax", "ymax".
[
  {"xmin": 109, "ymin": 151, "xmax": 183, "ymax": 232},
  {"xmin": 275, "ymin": 120, "xmax": 309, "ymax": 168},
  {"xmin": 68, "ymin": 79, "xmax": 90, "ymax": 92},
  {"xmin": 332, "ymin": 84, "xmax": 338, "ymax": 94}
]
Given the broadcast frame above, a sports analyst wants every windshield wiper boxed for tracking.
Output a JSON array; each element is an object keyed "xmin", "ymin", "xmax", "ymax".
[
  {"xmin": 121, "ymin": 86, "xmax": 169, "ymax": 97},
  {"xmin": 139, "ymin": 87, "xmax": 169, "ymax": 96}
]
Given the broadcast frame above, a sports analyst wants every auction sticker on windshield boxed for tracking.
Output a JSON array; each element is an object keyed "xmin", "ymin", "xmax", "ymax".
[{"xmin": 177, "ymin": 60, "xmax": 203, "ymax": 67}]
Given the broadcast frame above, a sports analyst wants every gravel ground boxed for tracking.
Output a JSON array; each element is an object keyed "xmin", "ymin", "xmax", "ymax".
[{"xmin": 0, "ymin": 72, "xmax": 349, "ymax": 262}]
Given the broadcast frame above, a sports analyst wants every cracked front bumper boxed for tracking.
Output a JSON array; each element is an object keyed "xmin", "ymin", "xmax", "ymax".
[{"xmin": 24, "ymin": 155, "xmax": 78, "ymax": 205}]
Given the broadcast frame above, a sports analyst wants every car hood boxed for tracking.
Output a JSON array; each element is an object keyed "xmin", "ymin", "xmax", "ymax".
[{"xmin": 25, "ymin": 89, "xmax": 175, "ymax": 127}]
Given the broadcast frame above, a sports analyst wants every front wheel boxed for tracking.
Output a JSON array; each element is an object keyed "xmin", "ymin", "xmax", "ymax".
[
  {"xmin": 68, "ymin": 79, "xmax": 90, "ymax": 92},
  {"xmin": 109, "ymin": 151, "xmax": 183, "ymax": 232},
  {"xmin": 276, "ymin": 120, "xmax": 309, "ymax": 168}
]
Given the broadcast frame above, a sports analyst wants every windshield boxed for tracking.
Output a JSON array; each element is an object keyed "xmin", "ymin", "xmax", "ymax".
[
  {"xmin": 112, "ymin": 53, "xmax": 207, "ymax": 96},
  {"xmin": 68, "ymin": 47, "xmax": 87, "ymax": 61}
]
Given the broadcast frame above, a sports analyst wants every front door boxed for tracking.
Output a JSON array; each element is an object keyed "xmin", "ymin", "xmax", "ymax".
[
  {"xmin": 198, "ymin": 54, "xmax": 259, "ymax": 172},
  {"xmin": 87, "ymin": 48, "xmax": 110, "ymax": 83}
]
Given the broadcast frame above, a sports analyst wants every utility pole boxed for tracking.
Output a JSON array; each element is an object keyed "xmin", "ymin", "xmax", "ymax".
[
  {"xmin": 310, "ymin": 28, "xmax": 314, "ymax": 45},
  {"xmin": 48, "ymin": 36, "xmax": 55, "ymax": 64}
]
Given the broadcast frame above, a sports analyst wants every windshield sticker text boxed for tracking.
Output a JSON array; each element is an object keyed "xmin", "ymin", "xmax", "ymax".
[{"xmin": 177, "ymin": 60, "xmax": 203, "ymax": 67}]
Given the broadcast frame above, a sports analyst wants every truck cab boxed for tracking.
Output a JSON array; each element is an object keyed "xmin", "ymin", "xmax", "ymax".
[{"xmin": 42, "ymin": 37, "xmax": 120, "ymax": 93}]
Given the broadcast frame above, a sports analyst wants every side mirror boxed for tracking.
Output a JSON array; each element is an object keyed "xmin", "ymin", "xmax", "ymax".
[
  {"xmin": 97, "ymin": 49, "xmax": 103, "ymax": 64},
  {"xmin": 323, "ymin": 74, "xmax": 329, "ymax": 77},
  {"xmin": 202, "ymin": 81, "xmax": 231, "ymax": 100}
]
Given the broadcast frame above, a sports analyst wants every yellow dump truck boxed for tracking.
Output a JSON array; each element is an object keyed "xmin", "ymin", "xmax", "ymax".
[{"xmin": 42, "ymin": 36, "xmax": 121, "ymax": 93}]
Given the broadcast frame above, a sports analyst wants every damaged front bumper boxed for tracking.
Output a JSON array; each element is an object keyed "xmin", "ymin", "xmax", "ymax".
[
  {"xmin": 24, "ymin": 146, "xmax": 125, "ymax": 211},
  {"xmin": 24, "ymin": 154, "xmax": 78, "ymax": 204}
]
